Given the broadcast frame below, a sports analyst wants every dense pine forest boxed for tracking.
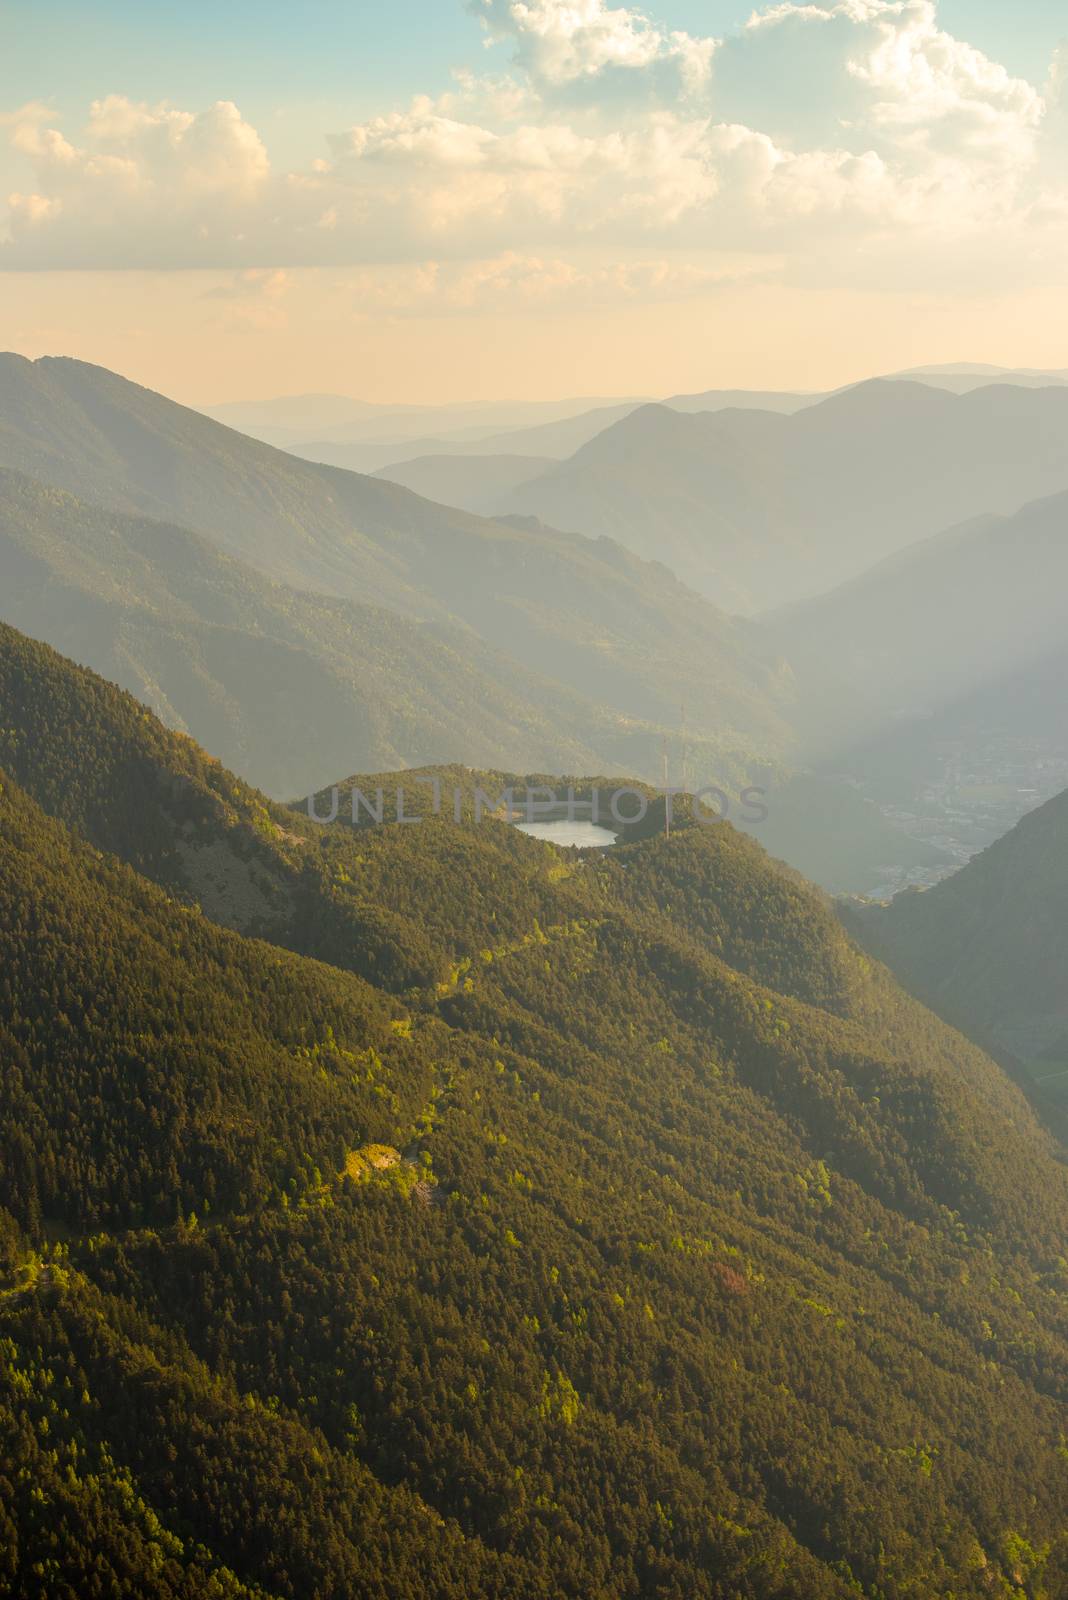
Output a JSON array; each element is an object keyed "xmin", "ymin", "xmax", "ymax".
[{"xmin": 3, "ymin": 623, "xmax": 1068, "ymax": 1597}]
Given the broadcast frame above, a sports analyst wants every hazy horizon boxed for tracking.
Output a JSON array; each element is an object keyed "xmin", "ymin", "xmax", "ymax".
[
  {"xmin": 9, "ymin": 346, "xmax": 1068, "ymax": 412},
  {"xmin": 6, "ymin": 0, "xmax": 1068, "ymax": 403},
  {"xmin": 195, "ymin": 358, "xmax": 1068, "ymax": 409}
]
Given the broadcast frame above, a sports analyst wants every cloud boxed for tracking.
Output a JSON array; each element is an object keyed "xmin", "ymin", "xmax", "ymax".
[
  {"xmin": 324, "ymin": 100, "xmax": 718, "ymax": 246},
  {"xmin": 1, "ymin": 0, "xmax": 1066, "ymax": 296},
  {"xmin": 2, "ymin": 97, "xmax": 271, "ymax": 266},
  {"xmin": 725, "ymin": 2, "xmax": 1043, "ymax": 167},
  {"xmin": 466, "ymin": 0, "xmax": 716, "ymax": 100},
  {"xmin": 6, "ymin": 192, "xmax": 62, "ymax": 228},
  {"xmin": 846, "ymin": 2, "xmax": 1042, "ymax": 164}
]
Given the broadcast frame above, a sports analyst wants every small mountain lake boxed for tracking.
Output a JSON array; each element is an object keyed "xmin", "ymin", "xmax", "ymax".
[{"xmin": 514, "ymin": 820, "xmax": 619, "ymax": 849}]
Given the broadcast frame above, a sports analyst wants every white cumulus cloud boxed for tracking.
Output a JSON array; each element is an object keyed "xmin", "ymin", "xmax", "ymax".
[
  {"xmin": 1, "ymin": 0, "xmax": 1066, "ymax": 298},
  {"xmin": 467, "ymin": 0, "xmax": 716, "ymax": 98}
]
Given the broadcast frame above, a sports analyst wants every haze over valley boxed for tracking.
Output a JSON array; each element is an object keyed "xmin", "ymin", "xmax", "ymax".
[{"xmin": 4, "ymin": 350, "xmax": 1066, "ymax": 901}]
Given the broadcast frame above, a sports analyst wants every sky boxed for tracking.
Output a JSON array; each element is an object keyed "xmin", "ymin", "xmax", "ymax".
[{"xmin": 2, "ymin": 0, "xmax": 1068, "ymax": 403}]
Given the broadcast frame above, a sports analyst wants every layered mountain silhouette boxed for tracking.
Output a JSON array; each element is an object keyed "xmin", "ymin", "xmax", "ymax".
[
  {"xmin": 213, "ymin": 392, "xmax": 813, "ymax": 474},
  {"xmin": 202, "ymin": 391, "xmax": 644, "ymax": 451},
  {"xmin": 4, "ymin": 619, "xmax": 1068, "ymax": 1594},
  {"xmin": 482, "ymin": 381, "xmax": 1068, "ymax": 611},
  {"xmin": 774, "ymin": 485, "xmax": 1068, "ymax": 698},
  {"xmin": 295, "ymin": 401, "xmax": 644, "ymax": 473},
  {"xmin": 759, "ymin": 484, "xmax": 1068, "ymax": 876},
  {"xmin": 230, "ymin": 369, "xmax": 1068, "ymax": 474},
  {"xmin": 0, "ymin": 353, "xmax": 794, "ymax": 776},
  {"xmin": 849, "ymin": 785, "xmax": 1068, "ymax": 1079},
  {"xmin": 768, "ymin": 486, "xmax": 1068, "ymax": 747},
  {"xmin": 5, "ymin": 351, "xmax": 1013, "ymax": 894},
  {"xmin": 0, "ymin": 467, "xmax": 726, "ymax": 798}
]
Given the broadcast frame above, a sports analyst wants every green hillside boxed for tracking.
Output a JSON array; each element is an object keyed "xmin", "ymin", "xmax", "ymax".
[
  {"xmin": 848, "ymin": 787, "xmax": 1068, "ymax": 1082},
  {"xmin": 3, "ymin": 624, "xmax": 1068, "ymax": 1594}
]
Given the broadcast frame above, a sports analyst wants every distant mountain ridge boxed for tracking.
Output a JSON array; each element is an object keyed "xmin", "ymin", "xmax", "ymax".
[
  {"xmin": 210, "ymin": 365, "xmax": 1068, "ymax": 472},
  {"xmin": 0, "ymin": 466, "xmax": 710, "ymax": 797},
  {"xmin": 767, "ymin": 485, "xmax": 1068, "ymax": 746},
  {"xmin": 760, "ymin": 483, "xmax": 1068, "ymax": 877},
  {"xmin": 202, "ymin": 390, "xmax": 645, "ymax": 444},
  {"xmin": 848, "ymin": 785, "xmax": 1068, "ymax": 1077},
  {"xmin": 0, "ymin": 351, "xmax": 998, "ymax": 894},
  {"xmin": 297, "ymin": 401, "xmax": 644, "ymax": 473},
  {"xmin": 0, "ymin": 353, "xmax": 795, "ymax": 775},
  {"xmin": 491, "ymin": 379, "xmax": 1068, "ymax": 611}
]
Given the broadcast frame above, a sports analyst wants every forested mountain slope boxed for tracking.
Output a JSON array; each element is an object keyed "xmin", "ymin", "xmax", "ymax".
[
  {"xmin": 3, "ymin": 624, "xmax": 1068, "ymax": 1594},
  {"xmin": 0, "ymin": 354, "xmax": 792, "ymax": 760},
  {"xmin": 848, "ymin": 786, "xmax": 1068, "ymax": 1074},
  {"xmin": 0, "ymin": 771, "xmax": 551, "ymax": 1598},
  {"xmin": 0, "ymin": 470, "xmax": 700, "ymax": 796}
]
